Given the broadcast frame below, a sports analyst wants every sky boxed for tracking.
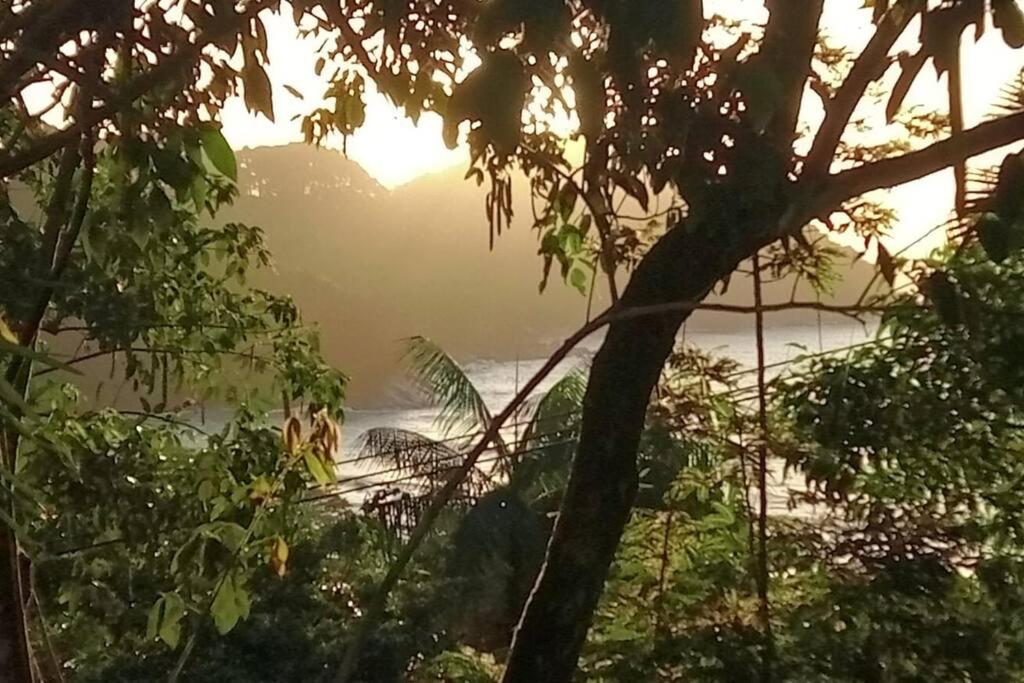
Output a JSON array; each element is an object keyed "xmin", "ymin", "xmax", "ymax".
[{"xmin": 219, "ymin": 1, "xmax": 1024, "ymax": 255}]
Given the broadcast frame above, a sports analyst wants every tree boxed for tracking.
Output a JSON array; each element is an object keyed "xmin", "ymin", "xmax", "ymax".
[
  {"xmin": 358, "ymin": 336, "xmax": 585, "ymax": 506},
  {"xmin": 289, "ymin": 2, "xmax": 1024, "ymax": 679},
  {"xmin": 0, "ymin": 141, "xmax": 347, "ymax": 680},
  {"xmin": 0, "ymin": 2, "xmax": 345, "ymax": 678}
]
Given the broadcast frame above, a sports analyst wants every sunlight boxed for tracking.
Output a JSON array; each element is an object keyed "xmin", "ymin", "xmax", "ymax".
[
  {"xmin": 6, "ymin": 3, "xmax": 1024, "ymax": 680},
  {"xmin": 221, "ymin": 1, "xmax": 1024, "ymax": 249}
]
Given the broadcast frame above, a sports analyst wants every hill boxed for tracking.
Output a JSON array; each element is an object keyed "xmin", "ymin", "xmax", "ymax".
[{"xmin": 225, "ymin": 143, "xmax": 881, "ymax": 406}]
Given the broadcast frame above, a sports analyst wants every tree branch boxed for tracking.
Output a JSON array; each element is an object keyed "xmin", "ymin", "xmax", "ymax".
[
  {"xmin": 0, "ymin": 0, "xmax": 278, "ymax": 178},
  {"xmin": 760, "ymin": 0, "xmax": 826, "ymax": 146},
  {"xmin": 33, "ymin": 345, "xmax": 270, "ymax": 378},
  {"xmin": 804, "ymin": 2, "xmax": 921, "ymax": 177},
  {"xmin": 816, "ymin": 110, "xmax": 1024, "ymax": 212}
]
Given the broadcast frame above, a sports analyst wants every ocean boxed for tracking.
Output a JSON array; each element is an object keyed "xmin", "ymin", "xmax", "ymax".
[{"xmin": 336, "ymin": 322, "xmax": 877, "ymax": 515}]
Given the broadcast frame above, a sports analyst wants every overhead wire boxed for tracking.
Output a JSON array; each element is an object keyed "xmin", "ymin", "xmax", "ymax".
[{"xmin": 39, "ymin": 321, "xmax": 913, "ymax": 559}]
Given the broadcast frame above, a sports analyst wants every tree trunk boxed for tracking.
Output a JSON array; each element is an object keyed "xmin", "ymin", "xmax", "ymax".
[
  {"xmin": 502, "ymin": 3, "xmax": 828, "ymax": 674},
  {"xmin": 502, "ymin": 215, "xmax": 779, "ymax": 682},
  {"xmin": 1, "ymin": 357, "xmax": 36, "ymax": 683},
  {"xmin": 0, "ymin": 524, "xmax": 32, "ymax": 683}
]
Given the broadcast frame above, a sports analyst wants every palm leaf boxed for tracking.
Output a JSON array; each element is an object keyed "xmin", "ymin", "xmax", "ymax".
[
  {"xmin": 401, "ymin": 336, "xmax": 510, "ymax": 456},
  {"xmin": 992, "ymin": 66, "xmax": 1024, "ymax": 118},
  {"xmin": 510, "ymin": 366, "xmax": 587, "ymax": 496},
  {"xmin": 519, "ymin": 367, "xmax": 587, "ymax": 449},
  {"xmin": 358, "ymin": 427, "xmax": 462, "ymax": 479},
  {"xmin": 357, "ymin": 427, "xmax": 491, "ymax": 496}
]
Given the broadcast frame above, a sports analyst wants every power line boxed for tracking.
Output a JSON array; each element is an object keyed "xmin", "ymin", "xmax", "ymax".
[
  {"xmin": 338, "ymin": 409, "xmax": 582, "ymax": 468},
  {"xmin": 328, "ymin": 424, "xmax": 581, "ymax": 493},
  {"xmin": 40, "ymin": 328, "xmax": 905, "ymax": 559},
  {"xmin": 40, "ymin": 431, "xmax": 582, "ymax": 558},
  {"xmin": 301, "ymin": 437, "xmax": 581, "ymax": 505}
]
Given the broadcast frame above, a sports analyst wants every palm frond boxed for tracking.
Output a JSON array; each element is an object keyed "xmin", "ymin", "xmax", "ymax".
[
  {"xmin": 357, "ymin": 426, "xmax": 493, "ymax": 497},
  {"xmin": 510, "ymin": 366, "xmax": 587, "ymax": 498},
  {"xmin": 520, "ymin": 366, "xmax": 587, "ymax": 449},
  {"xmin": 992, "ymin": 67, "xmax": 1024, "ymax": 118},
  {"xmin": 357, "ymin": 427, "xmax": 462, "ymax": 479},
  {"xmin": 962, "ymin": 167, "xmax": 1001, "ymax": 216},
  {"xmin": 401, "ymin": 336, "xmax": 514, "ymax": 458},
  {"xmin": 402, "ymin": 336, "xmax": 494, "ymax": 438}
]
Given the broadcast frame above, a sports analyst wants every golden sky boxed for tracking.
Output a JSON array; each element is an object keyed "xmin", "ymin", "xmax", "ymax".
[{"xmin": 220, "ymin": 1, "xmax": 1024, "ymax": 254}]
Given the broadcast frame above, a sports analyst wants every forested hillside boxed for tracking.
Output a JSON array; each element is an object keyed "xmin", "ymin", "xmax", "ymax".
[{"xmin": 228, "ymin": 143, "xmax": 881, "ymax": 404}]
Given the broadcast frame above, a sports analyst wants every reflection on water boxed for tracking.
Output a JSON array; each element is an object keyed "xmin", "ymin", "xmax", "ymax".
[{"xmin": 196, "ymin": 323, "xmax": 877, "ymax": 512}]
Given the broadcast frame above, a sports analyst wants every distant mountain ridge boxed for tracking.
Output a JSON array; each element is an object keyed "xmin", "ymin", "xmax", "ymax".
[{"xmin": 225, "ymin": 143, "xmax": 880, "ymax": 407}]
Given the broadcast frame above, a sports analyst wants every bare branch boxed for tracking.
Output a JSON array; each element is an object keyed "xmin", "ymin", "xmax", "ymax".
[
  {"xmin": 760, "ymin": 0, "xmax": 826, "ymax": 146},
  {"xmin": 813, "ymin": 110, "xmax": 1024, "ymax": 217},
  {"xmin": 804, "ymin": 2, "xmax": 922, "ymax": 177}
]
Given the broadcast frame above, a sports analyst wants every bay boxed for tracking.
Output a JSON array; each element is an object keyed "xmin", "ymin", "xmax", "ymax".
[{"xmin": 337, "ymin": 322, "xmax": 877, "ymax": 514}]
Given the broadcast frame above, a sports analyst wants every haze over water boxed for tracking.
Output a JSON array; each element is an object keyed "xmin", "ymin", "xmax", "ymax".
[{"xmin": 334, "ymin": 322, "xmax": 875, "ymax": 516}]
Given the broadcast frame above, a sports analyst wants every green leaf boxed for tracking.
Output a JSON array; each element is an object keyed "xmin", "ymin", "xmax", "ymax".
[
  {"xmin": 211, "ymin": 573, "xmax": 240, "ymax": 635},
  {"xmin": 158, "ymin": 592, "xmax": 184, "ymax": 648},
  {"xmin": 579, "ymin": 214, "xmax": 593, "ymax": 236},
  {"xmin": 235, "ymin": 577, "xmax": 251, "ymax": 621},
  {"xmin": 923, "ymin": 270, "xmax": 962, "ymax": 326},
  {"xmin": 569, "ymin": 266, "xmax": 589, "ymax": 295},
  {"xmin": 197, "ymin": 479, "xmax": 216, "ymax": 502},
  {"xmin": 303, "ymin": 449, "xmax": 334, "ymax": 485},
  {"xmin": 978, "ymin": 213, "xmax": 1011, "ymax": 263},
  {"xmin": 80, "ymin": 220, "xmax": 107, "ymax": 265},
  {"xmin": 129, "ymin": 217, "xmax": 150, "ymax": 250},
  {"xmin": 203, "ymin": 521, "xmax": 247, "ymax": 553},
  {"xmin": 200, "ymin": 126, "xmax": 238, "ymax": 181},
  {"xmin": 556, "ymin": 182, "xmax": 578, "ymax": 222},
  {"xmin": 171, "ymin": 535, "xmax": 203, "ymax": 574},
  {"xmin": 600, "ymin": 622, "xmax": 641, "ymax": 642},
  {"xmin": 191, "ymin": 173, "xmax": 208, "ymax": 212}
]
